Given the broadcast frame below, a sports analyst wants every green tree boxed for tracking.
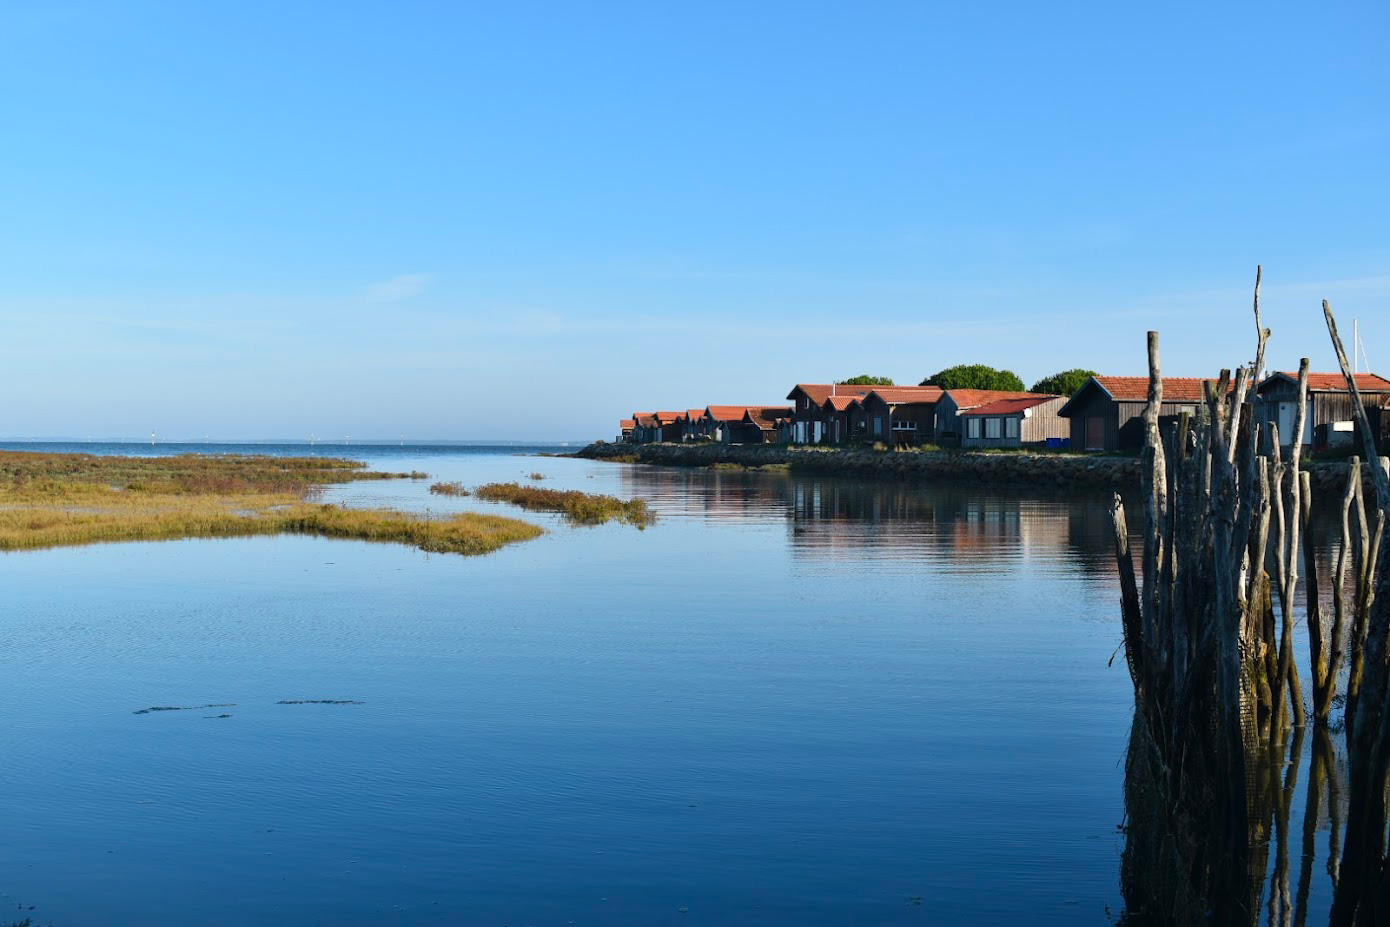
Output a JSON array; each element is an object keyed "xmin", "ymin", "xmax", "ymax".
[
  {"xmin": 837, "ymin": 375, "xmax": 895, "ymax": 386},
  {"xmin": 920, "ymin": 364, "xmax": 1025, "ymax": 391},
  {"xmin": 1030, "ymin": 368, "xmax": 1098, "ymax": 396}
]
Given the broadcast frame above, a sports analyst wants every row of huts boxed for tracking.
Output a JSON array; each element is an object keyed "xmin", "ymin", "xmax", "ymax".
[{"xmin": 620, "ymin": 372, "xmax": 1390, "ymax": 452}]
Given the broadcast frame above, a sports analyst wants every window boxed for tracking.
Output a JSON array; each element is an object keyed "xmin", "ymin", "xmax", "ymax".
[
  {"xmin": 967, "ymin": 418, "xmax": 982, "ymax": 438},
  {"xmin": 985, "ymin": 418, "xmax": 1001, "ymax": 439},
  {"xmin": 892, "ymin": 420, "xmax": 916, "ymax": 431},
  {"xmin": 1005, "ymin": 417, "xmax": 1019, "ymax": 439}
]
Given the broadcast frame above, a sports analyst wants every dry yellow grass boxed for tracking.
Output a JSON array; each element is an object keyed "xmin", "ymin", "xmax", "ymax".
[
  {"xmin": 474, "ymin": 482, "xmax": 654, "ymax": 526},
  {"xmin": 0, "ymin": 451, "xmax": 542, "ymax": 555}
]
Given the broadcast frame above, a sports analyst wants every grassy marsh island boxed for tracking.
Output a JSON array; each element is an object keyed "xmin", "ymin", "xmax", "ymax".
[
  {"xmin": 0, "ymin": 451, "xmax": 542, "ymax": 555},
  {"xmin": 474, "ymin": 482, "xmax": 655, "ymax": 526}
]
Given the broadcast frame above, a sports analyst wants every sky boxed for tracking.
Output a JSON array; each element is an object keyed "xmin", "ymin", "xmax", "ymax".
[{"xmin": 1, "ymin": 1, "xmax": 1387, "ymax": 441}]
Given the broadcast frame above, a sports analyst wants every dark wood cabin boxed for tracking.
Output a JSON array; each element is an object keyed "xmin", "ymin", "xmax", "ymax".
[
  {"xmin": 631, "ymin": 412, "xmax": 659, "ymax": 443},
  {"xmin": 820, "ymin": 395, "xmax": 859, "ymax": 445},
  {"xmin": 1255, "ymin": 372, "xmax": 1390, "ymax": 449},
  {"xmin": 1057, "ymin": 377, "xmax": 1208, "ymax": 452},
  {"xmin": 703, "ymin": 405, "xmax": 792, "ymax": 444},
  {"xmin": 650, "ymin": 411, "xmax": 683, "ymax": 443},
  {"xmin": 785, "ymin": 384, "xmax": 875, "ymax": 444},
  {"xmin": 679, "ymin": 409, "xmax": 708, "ymax": 442},
  {"xmin": 850, "ymin": 387, "xmax": 943, "ymax": 447}
]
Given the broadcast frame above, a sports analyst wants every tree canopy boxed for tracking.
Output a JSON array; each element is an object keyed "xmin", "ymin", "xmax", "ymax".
[
  {"xmin": 1029, "ymin": 369, "xmax": 1098, "ymax": 396},
  {"xmin": 920, "ymin": 364, "xmax": 1025, "ymax": 391},
  {"xmin": 837, "ymin": 375, "xmax": 895, "ymax": 386}
]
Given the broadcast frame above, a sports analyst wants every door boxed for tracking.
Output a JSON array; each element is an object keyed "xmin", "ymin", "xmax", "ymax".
[
  {"xmin": 1085, "ymin": 417, "xmax": 1105, "ymax": 450},
  {"xmin": 1278, "ymin": 402, "xmax": 1295, "ymax": 446}
]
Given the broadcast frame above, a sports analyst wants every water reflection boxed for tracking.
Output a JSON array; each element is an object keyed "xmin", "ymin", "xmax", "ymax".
[{"xmin": 616, "ymin": 464, "xmax": 1122, "ymax": 573}]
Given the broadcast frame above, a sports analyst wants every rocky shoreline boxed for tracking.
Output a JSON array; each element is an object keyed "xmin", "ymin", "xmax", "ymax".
[{"xmin": 576, "ymin": 441, "xmax": 1377, "ymax": 495}]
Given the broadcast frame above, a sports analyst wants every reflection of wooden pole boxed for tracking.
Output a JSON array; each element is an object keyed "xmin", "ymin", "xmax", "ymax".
[{"xmin": 1303, "ymin": 470, "xmax": 1330, "ymax": 724}]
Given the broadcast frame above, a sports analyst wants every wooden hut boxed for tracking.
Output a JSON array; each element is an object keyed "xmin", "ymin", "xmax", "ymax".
[
  {"xmin": 631, "ymin": 412, "xmax": 659, "ymax": 443},
  {"xmin": 619, "ymin": 418, "xmax": 635, "ymax": 443},
  {"xmin": 935, "ymin": 389, "xmax": 1052, "ymax": 446},
  {"xmin": 851, "ymin": 387, "xmax": 943, "ymax": 447},
  {"xmin": 1255, "ymin": 372, "xmax": 1390, "ymax": 449},
  {"xmin": 958, "ymin": 395, "xmax": 1068, "ymax": 448},
  {"xmin": 703, "ymin": 405, "xmax": 793, "ymax": 444},
  {"xmin": 785, "ymin": 384, "xmax": 876, "ymax": 444},
  {"xmin": 1056, "ymin": 376, "xmax": 1209, "ymax": 452},
  {"xmin": 820, "ymin": 395, "xmax": 860, "ymax": 445},
  {"xmin": 680, "ymin": 409, "xmax": 708, "ymax": 442}
]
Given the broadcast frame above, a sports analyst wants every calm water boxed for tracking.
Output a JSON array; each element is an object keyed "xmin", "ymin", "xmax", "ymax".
[{"xmin": 0, "ymin": 443, "xmax": 1207, "ymax": 924}]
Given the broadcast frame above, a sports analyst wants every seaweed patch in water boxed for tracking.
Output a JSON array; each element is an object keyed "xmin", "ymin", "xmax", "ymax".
[
  {"xmin": 133, "ymin": 703, "xmax": 236, "ymax": 715},
  {"xmin": 276, "ymin": 699, "xmax": 365, "ymax": 705}
]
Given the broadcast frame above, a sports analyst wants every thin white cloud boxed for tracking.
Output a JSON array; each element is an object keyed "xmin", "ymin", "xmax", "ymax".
[{"xmin": 364, "ymin": 273, "xmax": 429, "ymax": 303}]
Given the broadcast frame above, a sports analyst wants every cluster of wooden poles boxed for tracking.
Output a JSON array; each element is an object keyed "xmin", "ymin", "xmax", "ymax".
[{"xmin": 1110, "ymin": 270, "xmax": 1390, "ymax": 926}]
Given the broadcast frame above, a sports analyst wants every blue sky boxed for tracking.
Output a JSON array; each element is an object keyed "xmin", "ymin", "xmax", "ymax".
[{"xmin": 2, "ymin": 1, "xmax": 1386, "ymax": 440}]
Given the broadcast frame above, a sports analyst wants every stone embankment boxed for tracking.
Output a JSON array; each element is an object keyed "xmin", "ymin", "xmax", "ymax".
[
  {"xmin": 578, "ymin": 441, "xmax": 1139, "ymax": 490},
  {"xmin": 577, "ymin": 441, "xmax": 1382, "ymax": 495}
]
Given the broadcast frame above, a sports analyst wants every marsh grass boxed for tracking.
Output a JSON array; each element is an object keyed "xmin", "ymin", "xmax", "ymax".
[
  {"xmin": 428, "ymin": 481, "xmax": 471, "ymax": 496},
  {"xmin": 0, "ymin": 451, "xmax": 541, "ymax": 556},
  {"xmin": 474, "ymin": 482, "xmax": 654, "ymax": 526}
]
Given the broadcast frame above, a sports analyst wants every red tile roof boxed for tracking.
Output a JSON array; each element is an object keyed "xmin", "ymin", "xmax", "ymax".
[
  {"xmin": 960, "ymin": 396, "xmax": 1062, "ymax": 416},
  {"xmin": 705, "ymin": 405, "xmax": 792, "ymax": 425},
  {"xmin": 787, "ymin": 383, "xmax": 877, "ymax": 404},
  {"xmin": 866, "ymin": 386, "xmax": 944, "ymax": 405},
  {"xmin": 653, "ymin": 411, "xmax": 682, "ymax": 424},
  {"xmin": 704, "ymin": 405, "xmax": 745, "ymax": 422},
  {"xmin": 685, "ymin": 409, "xmax": 705, "ymax": 420},
  {"xmin": 745, "ymin": 405, "xmax": 794, "ymax": 427},
  {"xmin": 824, "ymin": 395, "xmax": 861, "ymax": 411},
  {"xmin": 633, "ymin": 413, "xmax": 659, "ymax": 427},
  {"xmin": 1262, "ymin": 372, "xmax": 1390, "ymax": 392},
  {"xmin": 620, "ymin": 419, "xmax": 635, "ymax": 429},
  {"xmin": 1091, "ymin": 376, "xmax": 1213, "ymax": 402},
  {"xmin": 946, "ymin": 389, "xmax": 1052, "ymax": 410}
]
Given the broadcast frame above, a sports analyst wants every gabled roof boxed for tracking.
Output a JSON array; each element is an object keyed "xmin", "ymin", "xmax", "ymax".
[
  {"xmin": 960, "ymin": 395, "xmax": 1062, "ymax": 417},
  {"xmin": 704, "ymin": 405, "xmax": 755, "ymax": 423},
  {"xmin": 705, "ymin": 404, "xmax": 793, "ymax": 425},
  {"xmin": 1057, "ymin": 376, "xmax": 1215, "ymax": 417},
  {"xmin": 685, "ymin": 408, "xmax": 706, "ymax": 420},
  {"xmin": 945, "ymin": 389, "xmax": 1051, "ymax": 411},
  {"xmin": 786, "ymin": 383, "xmax": 877, "ymax": 405},
  {"xmin": 1258, "ymin": 372, "xmax": 1390, "ymax": 393},
  {"xmin": 633, "ymin": 413, "xmax": 659, "ymax": 427},
  {"xmin": 653, "ymin": 411, "xmax": 683, "ymax": 424},
  {"xmin": 620, "ymin": 419, "xmax": 635, "ymax": 429},
  {"xmin": 823, "ymin": 395, "xmax": 861, "ymax": 412},
  {"xmin": 865, "ymin": 386, "xmax": 944, "ymax": 405},
  {"xmin": 1089, "ymin": 376, "xmax": 1213, "ymax": 402},
  {"xmin": 744, "ymin": 405, "xmax": 793, "ymax": 428}
]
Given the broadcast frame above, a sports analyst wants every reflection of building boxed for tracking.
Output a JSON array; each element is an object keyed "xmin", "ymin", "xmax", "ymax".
[{"xmin": 616, "ymin": 463, "xmax": 1122, "ymax": 572}]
